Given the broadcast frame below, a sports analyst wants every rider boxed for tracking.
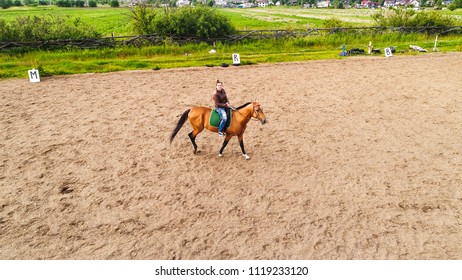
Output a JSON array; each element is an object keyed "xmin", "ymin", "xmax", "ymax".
[{"xmin": 213, "ymin": 80, "xmax": 236, "ymax": 136}]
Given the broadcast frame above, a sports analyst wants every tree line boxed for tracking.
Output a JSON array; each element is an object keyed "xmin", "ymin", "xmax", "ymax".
[
  {"xmin": 2, "ymin": 0, "xmax": 461, "ymax": 9},
  {"xmin": 0, "ymin": 0, "xmax": 120, "ymax": 8}
]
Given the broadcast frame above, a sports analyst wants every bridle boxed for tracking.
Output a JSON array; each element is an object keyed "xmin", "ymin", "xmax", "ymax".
[
  {"xmin": 253, "ymin": 104, "xmax": 263, "ymax": 120},
  {"xmin": 234, "ymin": 103, "xmax": 262, "ymax": 122}
]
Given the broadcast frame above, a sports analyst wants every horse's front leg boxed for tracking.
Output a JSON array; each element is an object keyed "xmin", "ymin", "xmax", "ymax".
[
  {"xmin": 238, "ymin": 134, "xmax": 250, "ymax": 160},
  {"xmin": 218, "ymin": 135, "xmax": 232, "ymax": 157}
]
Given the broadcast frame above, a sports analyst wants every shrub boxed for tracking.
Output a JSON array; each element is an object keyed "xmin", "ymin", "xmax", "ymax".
[
  {"xmin": 455, "ymin": 0, "xmax": 462, "ymax": 8},
  {"xmin": 110, "ymin": 0, "xmax": 119, "ymax": 7},
  {"xmin": 0, "ymin": 14, "xmax": 101, "ymax": 42},
  {"xmin": 371, "ymin": 8, "xmax": 455, "ymax": 27},
  {"xmin": 191, "ymin": 6, "xmax": 234, "ymax": 38},
  {"xmin": 323, "ymin": 17, "xmax": 345, "ymax": 28},
  {"xmin": 129, "ymin": 4, "xmax": 158, "ymax": 35},
  {"xmin": 88, "ymin": 0, "xmax": 97, "ymax": 7},
  {"xmin": 412, "ymin": 10, "xmax": 454, "ymax": 26},
  {"xmin": 130, "ymin": 5, "xmax": 234, "ymax": 39}
]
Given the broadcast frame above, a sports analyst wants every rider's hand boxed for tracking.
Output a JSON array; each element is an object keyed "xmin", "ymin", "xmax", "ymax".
[{"xmin": 227, "ymin": 103, "xmax": 235, "ymax": 110}]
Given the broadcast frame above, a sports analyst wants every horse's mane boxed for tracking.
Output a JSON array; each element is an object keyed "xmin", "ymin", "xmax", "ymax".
[{"xmin": 236, "ymin": 102, "xmax": 252, "ymax": 110}]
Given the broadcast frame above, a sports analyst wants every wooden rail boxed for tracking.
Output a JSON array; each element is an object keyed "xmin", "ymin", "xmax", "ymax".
[{"xmin": 1, "ymin": 26, "xmax": 460, "ymax": 51}]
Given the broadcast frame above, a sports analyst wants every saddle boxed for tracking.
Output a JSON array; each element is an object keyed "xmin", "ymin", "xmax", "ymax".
[{"xmin": 209, "ymin": 108, "xmax": 232, "ymax": 128}]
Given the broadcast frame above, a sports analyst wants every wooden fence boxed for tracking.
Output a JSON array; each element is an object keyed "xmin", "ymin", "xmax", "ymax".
[{"xmin": 1, "ymin": 26, "xmax": 461, "ymax": 51}]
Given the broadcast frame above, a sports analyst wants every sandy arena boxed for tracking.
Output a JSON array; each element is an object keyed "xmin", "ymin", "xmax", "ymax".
[{"xmin": 1, "ymin": 53, "xmax": 461, "ymax": 260}]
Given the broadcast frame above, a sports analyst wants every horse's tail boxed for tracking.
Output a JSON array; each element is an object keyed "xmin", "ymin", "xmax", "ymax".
[{"xmin": 170, "ymin": 109, "xmax": 190, "ymax": 144}]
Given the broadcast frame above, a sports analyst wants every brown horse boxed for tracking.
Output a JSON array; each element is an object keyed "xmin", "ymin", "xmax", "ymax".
[{"xmin": 170, "ymin": 101, "xmax": 267, "ymax": 159}]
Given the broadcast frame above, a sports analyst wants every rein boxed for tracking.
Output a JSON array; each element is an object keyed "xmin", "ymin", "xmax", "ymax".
[
  {"xmin": 234, "ymin": 105, "xmax": 258, "ymax": 121},
  {"xmin": 233, "ymin": 108, "xmax": 247, "ymax": 118}
]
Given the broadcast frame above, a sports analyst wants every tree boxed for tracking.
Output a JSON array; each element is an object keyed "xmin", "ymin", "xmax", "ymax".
[
  {"xmin": 129, "ymin": 4, "xmax": 158, "ymax": 35},
  {"xmin": 435, "ymin": 0, "xmax": 443, "ymax": 9},
  {"xmin": 0, "ymin": 0, "xmax": 13, "ymax": 9},
  {"xmin": 74, "ymin": 0, "xmax": 85, "ymax": 7}
]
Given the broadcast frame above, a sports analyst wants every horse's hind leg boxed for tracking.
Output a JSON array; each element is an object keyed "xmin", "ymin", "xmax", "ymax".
[
  {"xmin": 187, "ymin": 111, "xmax": 204, "ymax": 154},
  {"xmin": 188, "ymin": 131, "xmax": 200, "ymax": 154}
]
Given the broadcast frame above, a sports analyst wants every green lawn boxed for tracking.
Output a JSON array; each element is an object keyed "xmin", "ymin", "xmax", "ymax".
[
  {"xmin": 1, "ymin": 6, "xmax": 461, "ymax": 79},
  {"xmin": 221, "ymin": 6, "xmax": 377, "ymax": 29},
  {"xmin": 1, "ymin": 6, "xmax": 461, "ymax": 35},
  {"xmin": 0, "ymin": 6, "xmax": 133, "ymax": 36}
]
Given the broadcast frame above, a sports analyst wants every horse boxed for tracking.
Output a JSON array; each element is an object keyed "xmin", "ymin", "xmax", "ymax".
[{"xmin": 169, "ymin": 101, "xmax": 267, "ymax": 160}]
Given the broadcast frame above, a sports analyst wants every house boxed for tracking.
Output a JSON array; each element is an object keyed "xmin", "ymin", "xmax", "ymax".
[
  {"xmin": 317, "ymin": 0, "xmax": 330, "ymax": 8},
  {"xmin": 176, "ymin": 0, "xmax": 190, "ymax": 6},
  {"xmin": 383, "ymin": 0, "xmax": 396, "ymax": 7},
  {"xmin": 258, "ymin": 0, "xmax": 269, "ymax": 7},
  {"xmin": 237, "ymin": 2, "xmax": 254, "ymax": 8},
  {"xmin": 342, "ymin": 0, "xmax": 351, "ymax": 8},
  {"xmin": 361, "ymin": 0, "xmax": 380, "ymax": 8},
  {"xmin": 409, "ymin": 0, "xmax": 420, "ymax": 7},
  {"xmin": 394, "ymin": 0, "xmax": 420, "ymax": 6},
  {"xmin": 215, "ymin": 0, "xmax": 228, "ymax": 7},
  {"xmin": 394, "ymin": 0, "xmax": 409, "ymax": 6},
  {"xmin": 125, "ymin": 0, "xmax": 147, "ymax": 7}
]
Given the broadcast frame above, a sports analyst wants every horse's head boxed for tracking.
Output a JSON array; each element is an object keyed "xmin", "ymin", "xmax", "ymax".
[{"xmin": 252, "ymin": 101, "xmax": 267, "ymax": 125}]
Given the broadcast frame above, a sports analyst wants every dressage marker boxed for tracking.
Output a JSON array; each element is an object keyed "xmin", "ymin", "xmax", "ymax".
[
  {"xmin": 384, "ymin": 47, "xmax": 393, "ymax": 58},
  {"xmin": 28, "ymin": 69, "xmax": 40, "ymax": 83},
  {"xmin": 232, "ymin": 53, "xmax": 241, "ymax": 66}
]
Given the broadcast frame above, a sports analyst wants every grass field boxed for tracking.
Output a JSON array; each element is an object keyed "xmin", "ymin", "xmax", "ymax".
[
  {"xmin": 221, "ymin": 6, "xmax": 377, "ymax": 29},
  {"xmin": 2, "ymin": 6, "xmax": 460, "ymax": 36},
  {"xmin": 0, "ymin": 6, "xmax": 133, "ymax": 36},
  {"xmin": 1, "ymin": 6, "xmax": 461, "ymax": 78}
]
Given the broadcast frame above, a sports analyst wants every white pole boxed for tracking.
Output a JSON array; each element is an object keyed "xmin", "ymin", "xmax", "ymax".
[{"xmin": 433, "ymin": 35, "xmax": 439, "ymax": 52}]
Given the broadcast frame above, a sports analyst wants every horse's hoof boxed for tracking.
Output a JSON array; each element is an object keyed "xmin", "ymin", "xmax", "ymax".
[
  {"xmin": 243, "ymin": 154, "xmax": 250, "ymax": 160},
  {"xmin": 218, "ymin": 154, "xmax": 223, "ymax": 158}
]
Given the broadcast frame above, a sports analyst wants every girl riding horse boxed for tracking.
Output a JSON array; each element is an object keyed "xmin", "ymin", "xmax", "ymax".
[{"xmin": 169, "ymin": 101, "xmax": 267, "ymax": 160}]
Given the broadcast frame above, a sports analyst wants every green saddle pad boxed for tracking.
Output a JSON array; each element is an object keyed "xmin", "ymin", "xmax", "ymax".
[{"xmin": 209, "ymin": 108, "xmax": 232, "ymax": 128}]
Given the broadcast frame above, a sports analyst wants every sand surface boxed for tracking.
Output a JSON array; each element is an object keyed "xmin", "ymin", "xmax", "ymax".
[{"xmin": 1, "ymin": 53, "xmax": 461, "ymax": 260}]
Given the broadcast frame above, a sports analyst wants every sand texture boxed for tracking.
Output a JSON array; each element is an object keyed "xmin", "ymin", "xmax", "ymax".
[{"xmin": 1, "ymin": 53, "xmax": 461, "ymax": 259}]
